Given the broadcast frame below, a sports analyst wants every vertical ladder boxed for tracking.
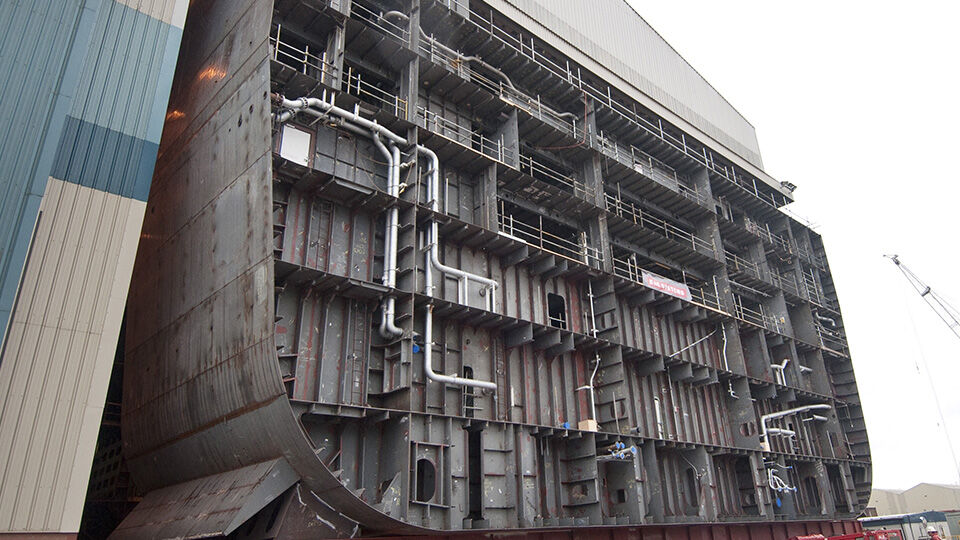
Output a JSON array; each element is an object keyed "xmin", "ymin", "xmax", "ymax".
[{"xmin": 345, "ymin": 300, "xmax": 368, "ymax": 405}]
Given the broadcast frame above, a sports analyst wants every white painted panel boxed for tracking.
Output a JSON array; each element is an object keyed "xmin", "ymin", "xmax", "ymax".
[{"xmin": 280, "ymin": 125, "xmax": 312, "ymax": 166}]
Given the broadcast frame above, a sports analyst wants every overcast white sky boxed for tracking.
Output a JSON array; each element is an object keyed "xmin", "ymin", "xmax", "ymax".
[{"xmin": 626, "ymin": 1, "xmax": 960, "ymax": 489}]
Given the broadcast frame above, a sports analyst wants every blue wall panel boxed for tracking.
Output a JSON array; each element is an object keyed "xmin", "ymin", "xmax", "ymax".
[
  {"xmin": 0, "ymin": 0, "xmax": 102, "ymax": 345},
  {"xmin": 0, "ymin": 0, "xmax": 184, "ymax": 343}
]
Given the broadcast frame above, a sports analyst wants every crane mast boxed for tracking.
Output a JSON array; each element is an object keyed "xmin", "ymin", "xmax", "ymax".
[{"xmin": 887, "ymin": 254, "xmax": 960, "ymax": 341}]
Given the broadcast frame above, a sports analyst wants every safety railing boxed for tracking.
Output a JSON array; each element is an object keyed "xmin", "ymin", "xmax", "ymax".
[
  {"xmin": 596, "ymin": 133, "xmax": 712, "ymax": 209},
  {"xmin": 733, "ymin": 294, "xmax": 782, "ymax": 333},
  {"xmin": 270, "ymin": 24, "xmax": 335, "ymax": 81},
  {"xmin": 342, "ymin": 66, "xmax": 408, "ymax": 118},
  {"xmin": 605, "ymin": 192, "xmax": 716, "ymax": 257},
  {"xmin": 795, "ymin": 243, "xmax": 827, "ymax": 270},
  {"xmin": 414, "ymin": 32, "xmax": 581, "ymax": 140},
  {"xmin": 426, "ymin": 0, "xmax": 789, "ymax": 209},
  {"xmin": 770, "ymin": 268, "xmax": 801, "ymax": 298},
  {"xmin": 356, "ymin": 0, "xmax": 788, "ymax": 211},
  {"xmin": 500, "ymin": 85, "xmax": 580, "ymax": 137},
  {"xmin": 420, "ymin": 30, "xmax": 575, "ymax": 133},
  {"xmin": 802, "ymin": 271, "xmax": 839, "ymax": 311},
  {"xmin": 815, "ymin": 323, "xmax": 847, "ymax": 352},
  {"xmin": 415, "ymin": 106, "xmax": 517, "ymax": 165},
  {"xmin": 418, "ymin": 31, "xmax": 468, "ymax": 75},
  {"xmin": 270, "ymin": 25, "xmax": 408, "ymax": 119},
  {"xmin": 497, "ymin": 201, "xmax": 603, "ymax": 267},
  {"xmin": 743, "ymin": 217, "xmax": 792, "ymax": 253},
  {"xmin": 724, "ymin": 250, "xmax": 761, "ymax": 280},
  {"xmin": 611, "ymin": 254, "xmax": 725, "ymax": 313},
  {"xmin": 518, "ymin": 152, "xmax": 593, "ymax": 199},
  {"xmin": 351, "ymin": 1, "xmax": 411, "ymax": 43},
  {"xmin": 688, "ymin": 284, "xmax": 724, "ymax": 313}
]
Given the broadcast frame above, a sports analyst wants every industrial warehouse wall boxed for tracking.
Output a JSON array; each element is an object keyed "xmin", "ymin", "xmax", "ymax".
[{"xmin": 0, "ymin": 0, "xmax": 187, "ymax": 534}]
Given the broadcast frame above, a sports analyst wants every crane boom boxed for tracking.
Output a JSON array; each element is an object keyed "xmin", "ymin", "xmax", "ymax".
[{"xmin": 887, "ymin": 254, "xmax": 960, "ymax": 341}]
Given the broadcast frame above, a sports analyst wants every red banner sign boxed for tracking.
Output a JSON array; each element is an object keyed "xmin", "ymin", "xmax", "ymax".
[{"xmin": 642, "ymin": 271, "xmax": 691, "ymax": 301}]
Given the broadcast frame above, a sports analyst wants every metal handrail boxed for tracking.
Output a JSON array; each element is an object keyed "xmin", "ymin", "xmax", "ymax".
[
  {"xmin": 733, "ymin": 294, "xmax": 782, "ymax": 333},
  {"xmin": 802, "ymin": 272, "xmax": 839, "ymax": 311},
  {"xmin": 724, "ymin": 250, "xmax": 761, "ymax": 280},
  {"xmin": 611, "ymin": 255, "xmax": 724, "ymax": 313},
  {"xmin": 744, "ymin": 217, "xmax": 791, "ymax": 253},
  {"xmin": 270, "ymin": 26, "xmax": 408, "ymax": 118},
  {"xmin": 415, "ymin": 106, "xmax": 517, "ymax": 165},
  {"xmin": 431, "ymin": 0, "xmax": 788, "ymax": 209},
  {"xmin": 497, "ymin": 202, "xmax": 603, "ymax": 267},
  {"xmin": 518, "ymin": 152, "xmax": 593, "ymax": 199},
  {"xmin": 499, "ymin": 85, "xmax": 579, "ymax": 137},
  {"xmin": 815, "ymin": 323, "xmax": 847, "ymax": 351},
  {"xmin": 595, "ymin": 133, "xmax": 711, "ymax": 209},
  {"xmin": 409, "ymin": 24, "xmax": 582, "ymax": 140},
  {"xmin": 357, "ymin": 0, "xmax": 788, "ymax": 210},
  {"xmin": 352, "ymin": 1, "xmax": 411, "ymax": 43},
  {"xmin": 770, "ymin": 268, "xmax": 801, "ymax": 297},
  {"xmin": 418, "ymin": 35, "xmax": 580, "ymax": 138},
  {"xmin": 270, "ymin": 24, "xmax": 335, "ymax": 79},
  {"xmin": 342, "ymin": 67, "xmax": 407, "ymax": 118},
  {"xmin": 604, "ymin": 192, "xmax": 715, "ymax": 256},
  {"xmin": 795, "ymin": 243, "xmax": 827, "ymax": 270}
]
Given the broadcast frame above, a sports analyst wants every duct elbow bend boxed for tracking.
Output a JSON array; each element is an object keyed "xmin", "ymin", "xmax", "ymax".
[
  {"xmin": 383, "ymin": 10, "xmax": 409, "ymax": 21},
  {"xmin": 379, "ymin": 297, "xmax": 403, "ymax": 339},
  {"xmin": 423, "ymin": 304, "xmax": 496, "ymax": 392}
]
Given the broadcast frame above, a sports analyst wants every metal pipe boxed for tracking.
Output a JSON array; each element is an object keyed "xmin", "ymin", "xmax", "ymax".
[
  {"xmin": 372, "ymin": 133, "xmax": 403, "ymax": 339},
  {"xmin": 589, "ymin": 353, "xmax": 600, "ymax": 422},
  {"xmin": 274, "ymin": 95, "xmax": 498, "ymax": 385},
  {"xmin": 382, "ymin": 10, "xmax": 409, "ymax": 22},
  {"xmin": 275, "ymin": 95, "xmax": 410, "ymax": 338},
  {"xmin": 458, "ymin": 56, "xmax": 516, "ymax": 90},
  {"xmin": 667, "ymin": 329, "xmax": 717, "ymax": 358},
  {"xmin": 814, "ymin": 311, "xmax": 837, "ymax": 327},
  {"xmin": 424, "ymin": 304, "xmax": 496, "ymax": 391},
  {"xmin": 388, "ymin": 144, "xmax": 401, "ymax": 278},
  {"xmin": 587, "ymin": 280, "xmax": 598, "ymax": 337},
  {"xmin": 372, "ymin": 134, "xmax": 395, "ymax": 286},
  {"xmin": 379, "ymin": 11, "xmax": 518, "ymax": 93},
  {"xmin": 419, "ymin": 145, "xmax": 498, "ymax": 311},
  {"xmin": 418, "ymin": 145, "xmax": 496, "ymax": 391},
  {"xmin": 770, "ymin": 358, "xmax": 789, "ymax": 385},
  {"xmin": 276, "ymin": 96, "xmax": 408, "ymax": 146},
  {"xmin": 720, "ymin": 322, "xmax": 730, "ymax": 371},
  {"xmin": 760, "ymin": 404, "xmax": 831, "ymax": 450}
]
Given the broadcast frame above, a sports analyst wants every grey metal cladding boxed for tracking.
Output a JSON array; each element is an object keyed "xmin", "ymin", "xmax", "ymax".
[{"xmin": 0, "ymin": 0, "xmax": 95, "ymax": 345}]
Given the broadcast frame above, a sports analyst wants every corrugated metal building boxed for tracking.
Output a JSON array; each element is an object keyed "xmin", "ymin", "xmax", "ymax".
[
  {"xmin": 0, "ymin": 0, "xmax": 187, "ymax": 536},
  {"xmin": 869, "ymin": 484, "xmax": 960, "ymax": 517}
]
